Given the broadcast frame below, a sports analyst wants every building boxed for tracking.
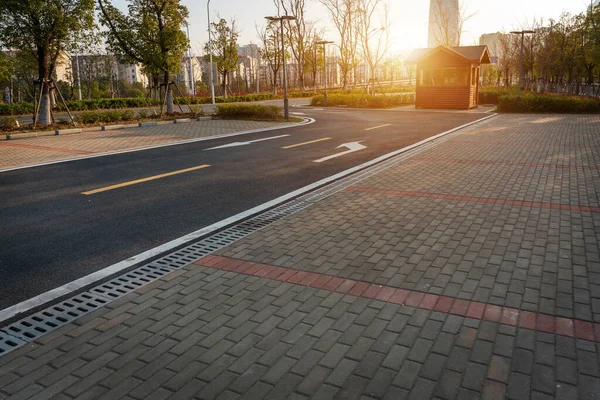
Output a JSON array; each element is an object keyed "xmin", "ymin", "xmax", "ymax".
[
  {"xmin": 55, "ymin": 53, "xmax": 148, "ymax": 87},
  {"xmin": 428, "ymin": 0, "xmax": 459, "ymax": 48},
  {"xmin": 479, "ymin": 33, "xmax": 504, "ymax": 64},
  {"xmin": 407, "ymin": 45, "xmax": 491, "ymax": 109}
]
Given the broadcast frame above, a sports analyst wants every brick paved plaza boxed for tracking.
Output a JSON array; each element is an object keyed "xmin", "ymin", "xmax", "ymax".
[
  {"xmin": 1, "ymin": 114, "xmax": 600, "ymax": 399},
  {"xmin": 0, "ymin": 120, "xmax": 287, "ymax": 171}
]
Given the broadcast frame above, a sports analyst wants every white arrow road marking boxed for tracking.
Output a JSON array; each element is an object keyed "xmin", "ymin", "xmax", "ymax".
[
  {"xmin": 314, "ymin": 142, "xmax": 367, "ymax": 163},
  {"xmin": 205, "ymin": 134, "xmax": 291, "ymax": 150}
]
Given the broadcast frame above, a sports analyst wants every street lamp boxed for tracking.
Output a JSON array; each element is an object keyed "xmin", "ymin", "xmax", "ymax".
[
  {"xmin": 510, "ymin": 30, "xmax": 535, "ymax": 99},
  {"xmin": 185, "ymin": 22, "xmax": 195, "ymax": 96},
  {"xmin": 315, "ymin": 40, "xmax": 334, "ymax": 106},
  {"xmin": 265, "ymin": 15, "xmax": 297, "ymax": 120},
  {"xmin": 207, "ymin": 0, "xmax": 216, "ymax": 104}
]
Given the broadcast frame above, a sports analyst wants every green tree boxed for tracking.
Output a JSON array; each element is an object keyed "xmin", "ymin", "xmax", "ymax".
[
  {"xmin": 0, "ymin": 0, "xmax": 95, "ymax": 125},
  {"xmin": 204, "ymin": 18, "xmax": 239, "ymax": 98},
  {"xmin": 98, "ymin": 0, "xmax": 189, "ymax": 113}
]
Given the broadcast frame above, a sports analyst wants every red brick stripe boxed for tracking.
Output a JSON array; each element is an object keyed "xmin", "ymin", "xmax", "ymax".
[
  {"xmin": 0, "ymin": 142, "xmax": 94, "ymax": 155},
  {"xmin": 196, "ymin": 255, "xmax": 600, "ymax": 342},
  {"xmin": 345, "ymin": 187, "xmax": 600, "ymax": 214},
  {"xmin": 453, "ymin": 140, "xmax": 600, "ymax": 150},
  {"xmin": 410, "ymin": 157, "xmax": 600, "ymax": 171}
]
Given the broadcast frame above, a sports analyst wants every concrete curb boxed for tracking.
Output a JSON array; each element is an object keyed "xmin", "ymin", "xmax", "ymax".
[
  {"xmin": 138, "ymin": 121, "xmax": 158, "ymax": 127},
  {"xmin": 101, "ymin": 124, "xmax": 125, "ymax": 131},
  {"xmin": 174, "ymin": 118, "xmax": 191, "ymax": 124},
  {"xmin": 197, "ymin": 116, "xmax": 213, "ymax": 121},
  {"xmin": 6, "ymin": 132, "xmax": 38, "ymax": 140},
  {"xmin": 54, "ymin": 128, "xmax": 82, "ymax": 136}
]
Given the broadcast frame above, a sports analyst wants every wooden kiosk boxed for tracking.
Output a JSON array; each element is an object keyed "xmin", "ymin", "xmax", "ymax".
[{"xmin": 407, "ymin": 45, "xmax": 491, "ymax": 110}]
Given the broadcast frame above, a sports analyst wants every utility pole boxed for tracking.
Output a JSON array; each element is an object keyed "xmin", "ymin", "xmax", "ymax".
[
  {"xmin": 510, "ymin": 30, "xmax": 535, "ymax": 99},
  {"xmin": 207, "ymin": 0, "xmax": 216, "ymax": 104},
  {"xmin": 265, "ymin": 15, "xmax": 297, "ymax": 120},
  {"xmin": 316, "ymin": 40, "xmax": 334, "ymax": 106}
]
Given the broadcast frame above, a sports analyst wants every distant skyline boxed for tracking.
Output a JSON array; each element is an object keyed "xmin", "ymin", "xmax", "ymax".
[{"xmin": 111, "ymin": 0, "xmax": 593, "ymax": 54}]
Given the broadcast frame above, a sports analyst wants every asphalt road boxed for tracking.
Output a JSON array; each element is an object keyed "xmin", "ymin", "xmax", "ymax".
[{"xmin": 0, "ymin": 107, "xmax": 486, "ymax": 310}]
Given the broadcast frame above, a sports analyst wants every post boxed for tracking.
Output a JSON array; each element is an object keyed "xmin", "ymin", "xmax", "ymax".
[
  {"xmin": 518, "ymin": 33, "xmax": 524, "ymax": 98},
  {"xmin": 323, "ymin": 43, "xmax": 328, "ymax": 106},
  {"xmin": 186, "ymin": 23, "xmax": 195, "ymax": 96},
  {"xmin": 76, "ymin": 54, "xmax": 82, "ymax": 101},
  {"xmin": 207, "ymin": 0, "xmax": 216, "ymax": 104},
  {"xmin": 280, "ymin": 19, "xmax": 289, "ymax": 120}
]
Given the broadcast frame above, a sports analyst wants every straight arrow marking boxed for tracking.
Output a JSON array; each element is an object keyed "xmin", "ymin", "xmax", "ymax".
[
  {"xmin": 314, "ymin": 142, "xmax": 367, "ymax": 163},
  {"xmin": 205, "ymin": 135, "xmax": 291, "ymax": 150}
]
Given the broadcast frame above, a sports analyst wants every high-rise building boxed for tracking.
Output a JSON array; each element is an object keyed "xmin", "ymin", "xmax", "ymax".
[{"xmin": 428, "ymin": 0, "xmax": 459, "ymax": 48}]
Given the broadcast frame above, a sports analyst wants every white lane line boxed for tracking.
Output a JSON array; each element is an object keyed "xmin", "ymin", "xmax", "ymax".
[
  {"xmin": 365, "ymin": 124, "xmax": 392, "ymax": 131},
  {"xmin": 0, "ymin": 118, "xmax": 316, "ymax": 174},
  {"xmin": 205, "ymin": 135, "xmax": 291, "ymax": 151},
  {"xmin": 291, "ymin": 112, "xmax": 306, "ymax": 115},
  {"xmin": 0, "ymin": 113, "xmax": 498, "ymax": 323}
]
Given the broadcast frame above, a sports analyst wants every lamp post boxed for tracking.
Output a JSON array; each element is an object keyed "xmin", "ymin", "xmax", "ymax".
[
  {"xmin": 265, "ymin": 15, "xmax": 296, "ymax": 120},
  {"xmin": 207, "ymin": 0, "xmax": 216, "ymax": 104},
  {"xmin": 185, "ymin": 22, "xmax": 195, "ymax": 96},
  {"xmin": 315, "ymin": 40, "xmax": 334, "ymax": 106},
  {"xmin": 510, "ymin": 30, "xmax": 535, "ymax": 99}
]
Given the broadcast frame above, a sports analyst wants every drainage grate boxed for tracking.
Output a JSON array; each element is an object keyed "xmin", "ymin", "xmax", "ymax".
[{"xmin": 0, "ymin": 118, "xmax": 489, "ymax": 356}]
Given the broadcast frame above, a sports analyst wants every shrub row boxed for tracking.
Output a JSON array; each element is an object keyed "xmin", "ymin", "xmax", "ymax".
[
  {"xmin": 215, "ymin": 104, "xmax": 283, "ymax": 121},
  {"xmin": 76, "ymin": 110, "xmax": 138, "ymax": 124},
  {"xmin": 310, "ymin": 93, "xmax": 415, "ymax": 108},
  {"xmin": 0, "ymin": 102, "xmax": 35, "ymax": 116},
  {"xmin": 498, "ymin": 94, "xmax": 600, "ymax": 114}
]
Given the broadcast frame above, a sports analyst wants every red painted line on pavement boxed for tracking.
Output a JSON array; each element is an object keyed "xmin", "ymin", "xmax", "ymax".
[
  {"xmin": 0, "ymin": 142, "xmax": 94, "ymax": 155},
  {"xmin": 196, "ymin": 255, "xmax": 600, "ymax": 342},
  {"xmin": 344, "ymin": 187, "xmax": 600, "ymax": 213},
  {"xmin": 410, "ymin": 157, "xmax": 600, "ymax": 171}
]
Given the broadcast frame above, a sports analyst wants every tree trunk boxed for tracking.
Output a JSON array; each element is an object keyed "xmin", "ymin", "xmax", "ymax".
[
  {"xmin": 37, "ymin": 47, "xmax": 52, "ymax": 126},
  {"xmin": 222, "ymin": 73, "xmax": 228, "ymax": 98},
  {"xmin": 38, "ymin": 82, "xmax": 52, "ymax": 126},
  {"xmin": 164, "ymin": 72, "xmax": 173, "ymax": 114}
]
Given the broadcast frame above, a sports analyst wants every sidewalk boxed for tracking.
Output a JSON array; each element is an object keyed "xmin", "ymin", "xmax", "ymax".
[
  {"xmin": 0, "ymin": 119, "xmax": 289, "ymax": 171},
  {"xmin": 1, "ymin": 114, "xmax": 599, "ymax": 400}
]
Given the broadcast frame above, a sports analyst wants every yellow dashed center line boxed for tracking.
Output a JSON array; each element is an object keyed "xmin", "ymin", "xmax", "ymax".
[
  {"xmin": 365, "ymin": 124, "xmax": 392, "ymax": 131},
  {"xmin": 82, "ymin": 164, "xmax": 211, "ymax": 195},
  {"xmin": 282, "ymin": 137, "xmax": 332, "ymax": 149}
]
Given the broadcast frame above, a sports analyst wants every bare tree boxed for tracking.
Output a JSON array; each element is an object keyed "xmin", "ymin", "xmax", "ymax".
[
  {"xmin": 257, "ymin": 21, "xmax": 283, "ymax": 95},
  {"xmin": 319, "ymin": 0, "xmax": 360, "ymax": 89},
  {"xmin": 356, "ymin": 0, "xmax": 390, "ymax": 95},
  {"xmin": 276, "ymin": 0, "xmax": 311, "ymax": 89},
  {"xmin": 429, "ymin": 0, "xmax": 477, "ymax": 47}
]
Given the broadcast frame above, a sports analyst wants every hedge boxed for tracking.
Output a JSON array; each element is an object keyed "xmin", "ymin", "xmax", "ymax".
[
  {"xmin": 497, "ymin": 94, "xmax": 600, "ymax": 114},
  {"xmin": 215, "ymin": 104, "xmax": 283, "ymax": 121},
  {"xmin": 310, "ymin": 93, "xmax": 415, "ymax": 108},
  {"xmin": 76, "ymin": 109, "xmax": 138, "ymax": 124}
]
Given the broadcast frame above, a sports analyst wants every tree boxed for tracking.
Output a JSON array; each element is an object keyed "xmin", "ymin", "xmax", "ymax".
[
  {"xmin": 277, "ymin": 0, "xmax": 311, "ymax": 89},
  {"xmin": 0, "ymin": 0, "xmax": 95, "ymax": 125},
  {"xmin": 98, "ymin": 0, "xmax": 189, "ymax": 113},
  {"xmin": 204, "ymin": 18, "xmax": 239, "ymax": 98},
  {"xmin": 357, "ymin": 0, "xmax": 390, "ymax": 95},
  {"xmin": 429, "ymin": 0, "xmax": 476, "ymax": 47},
  {"xmin": 319, "ymin": 0, "xmax": 360, "ymax": 89},
  {"xmin": 257, "ymin": 21, "xmax": 283, "ymax": 95}
]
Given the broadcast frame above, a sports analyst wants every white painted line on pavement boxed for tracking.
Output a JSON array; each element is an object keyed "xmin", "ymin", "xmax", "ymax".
[
  {"xmin": 0, "ymin": 113, "xmax": 497, "ymax": 323},
  {"xmin": 0, "ymin": 118, "xmax": 316, "ymax": 174},
  {"xmin": 314, "ymin": 142, "xmax": 367, "ymax": 163},
  {"xmin": 205, "ymin": 135, "xmax": 290, "ymax": 151}
]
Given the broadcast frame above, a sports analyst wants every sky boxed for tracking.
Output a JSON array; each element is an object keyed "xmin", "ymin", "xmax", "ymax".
[{"xmin": 113, "ymin": 0, "xmax": 592, "ymax": 55}]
